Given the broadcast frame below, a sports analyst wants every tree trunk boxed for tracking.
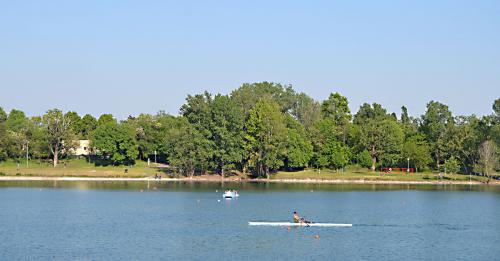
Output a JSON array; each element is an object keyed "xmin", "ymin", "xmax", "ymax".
[
  {"xmin": 436, "ymin": 151, "xmax": 440, "ymax": 171},
  {"xmin": 242, "ymin": 163, "xmax": 248, "ymax": 175},
  {"xmin": 221, "ymin": 163, "xmax": 225, "ymax": 179},
  {"xmin": 53, "ymin": 145, "xmax": 59, "ymax": 167},
  {"xmin": 371, "ymin": 156, "xmax": 376, "ymax": 171},
  {"xmin": 371, "ymin": 146, "xmax": 376, "ymax": 171}
]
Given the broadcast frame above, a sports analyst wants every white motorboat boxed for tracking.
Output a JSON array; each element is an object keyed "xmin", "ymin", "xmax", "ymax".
[{"xmin": 223, "ymin": 190, "xmax": 239, "ymax": 198}]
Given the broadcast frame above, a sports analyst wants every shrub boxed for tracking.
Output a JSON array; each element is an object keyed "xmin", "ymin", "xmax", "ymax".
[
  {"xmin": 356, "ymin": 150, "xmax": 372, "ymax": 169},
  {"xmin": 444, "ymin": 156, "xmax": 460, "ymax": 174}
]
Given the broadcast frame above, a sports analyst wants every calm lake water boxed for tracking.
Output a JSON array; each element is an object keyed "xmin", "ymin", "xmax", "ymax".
[{"xmin": 0, "ymin": 181, "xmax": 499, "ymax": 261}]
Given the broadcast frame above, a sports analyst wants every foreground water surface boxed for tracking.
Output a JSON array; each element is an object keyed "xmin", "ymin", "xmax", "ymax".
[{"xmin": 0, "ymin": 181, "xmax": 499, "ymax": 260}]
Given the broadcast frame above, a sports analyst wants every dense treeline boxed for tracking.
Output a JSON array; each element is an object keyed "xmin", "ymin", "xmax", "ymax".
[{"xmin": 1, "ymin": 82, "xmax": 499, "ymax": 179}]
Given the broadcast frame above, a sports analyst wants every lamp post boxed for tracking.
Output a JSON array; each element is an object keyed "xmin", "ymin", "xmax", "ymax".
[
  {"xmin": 26, "ymin": 141, "xmax": 29, "ymax": 167},
  {"xmin": 407, "ymin": 158, "xmax": 409, "ymax": 171},
  {"xmin": 154, "ymin": 150, "xmax": 157, "ymax": 165},
  {"xmin": 444, "ymin": 160, "xmax": 447, "ymax": 175}
]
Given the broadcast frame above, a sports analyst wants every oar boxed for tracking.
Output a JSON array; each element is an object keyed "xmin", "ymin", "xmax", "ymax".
[{"xmin": 302, "ymin": 218, "xmax": 312, "ymax": 227}]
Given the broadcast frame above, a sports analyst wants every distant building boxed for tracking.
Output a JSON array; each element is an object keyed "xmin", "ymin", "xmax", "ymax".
[{"xmin": 74, "ymin": 140, "xmax": 91, "ymax": 156}]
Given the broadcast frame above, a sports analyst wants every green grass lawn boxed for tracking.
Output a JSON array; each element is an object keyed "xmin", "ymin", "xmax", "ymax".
[
  {"xmin": 0, "ymin": 158, "xmax": 161, "ymax": 178},
  {"xmin": 273, "ymin": 167, "xmax": 491, "ymax": 182},
  {"xmin": 0, "ymin": 159, "xmax": 494, "ymax": 183}
]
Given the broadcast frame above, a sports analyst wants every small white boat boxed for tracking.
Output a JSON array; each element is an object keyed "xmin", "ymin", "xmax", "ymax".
[
  {"xmin": 248, "ymin": 221, "xmax": 352, "ymax": 227},
  {"xmin": 223, "ymin": 190, "xmax": 239, "ymax": 198}
]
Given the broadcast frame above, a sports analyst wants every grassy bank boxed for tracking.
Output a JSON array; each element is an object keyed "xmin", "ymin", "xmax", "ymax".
[
  {"xmin": 0, "ymin": 159, "xmax": 496, "ymax": 183},
  {"xmin": 273, "ymin": 167, "xmax": 493, "ymax": 183},
  {"xmin": 0, "ymin": 158, "xmax": 159, "ymax": 178}
]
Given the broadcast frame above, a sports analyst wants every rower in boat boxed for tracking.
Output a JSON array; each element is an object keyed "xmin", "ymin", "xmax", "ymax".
[
  {"xmin": 249, "ymin": 221, "xmax": 352, "ymax": 227},
  {"xmin": 293, "ymin": 211, "xmax": 312, "ymax": 225},
  {"xmin": 293, "ymin": 211, "xmax": 300, "ymax": 223}
]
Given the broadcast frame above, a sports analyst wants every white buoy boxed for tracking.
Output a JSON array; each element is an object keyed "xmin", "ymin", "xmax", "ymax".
[{"xmin": 217, "ymin": 199, "xmax": 221, "ymax": 202}]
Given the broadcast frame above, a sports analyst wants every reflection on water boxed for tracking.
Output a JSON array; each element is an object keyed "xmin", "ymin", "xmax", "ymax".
[{"xmin": 1, "ymin": 180, "xmax": 499, "ymax": 193}]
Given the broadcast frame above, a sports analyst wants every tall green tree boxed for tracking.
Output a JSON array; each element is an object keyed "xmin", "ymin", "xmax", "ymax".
[
  {"xmin": 353, "ymin": 103, "xmax": 390, "ymax": 125},
  {"xmin": 491, "ymin": 122, "xmax": 500, "ymax": 149},
  {"xmin": 167, "ymin": 118, "xmax": 211, "ymax": 177},
  {"xmin": 181, "ymin": 92, "xmax": 246, "ymax": 176},
  {"xmin": 154, "ymin": 112, "xmax": 179, "ymax": 162},
  {"xmin": 209, "ymin": 94, "xmax": 245, "ymax": 177},
  {"xmin": 28, "ymin": 116, "xmax": 49, "ymax": 161},
  {"xmin": 356, "ymin": 150, "xmax": 373, "ymax": 168},
  {"xmin": 399, "ymin": 106, "xmax": 420, "ymax": 139},
  {"xmin": 80, "ymin": 114, "xmax": 97, "ymax": 139},
  {"xmin": 0, "ymin": 107, "xmax": 8, "ymax": 161},
  {"xmin": 42, "ymin": 109, "xmax": 77, "ymax": 167},
  {"xmin": 362, "ymin": 119, "xmax": 404, "ymax": 170},
  {"xmin": 420, "ymin": 101, "xmax": 454, "ymax": 169},
  {"xmin": 0, "ymin": 108, "xmax": 6, "ymax": 123},
  {"xmin": 401, "ymin": 134, "xmax": 432, "ymax": 171},
  {"xmin": 490, "ymin": 99, "xmax": 500, "ymax": 146},
  {"xmin": 64, "ymin": 111, "xmax": 84, "ymax": 138},
  {"xmin": 316, "ymin": 140, "xmax": 350, "ymax": 170},
  {"xmin": 321, "ymin": 92, "xmax": 351, "ymax": 126},
  {"xmin": 92, "ymin": 121, "xmax": 138, "ymax": 165},
  {"xmin": 446, "ymin": 116, "xmax": 484, "ymax": 173},
  {"xmin": 5, "ymin": 109, "xmax": 30, "ymax": 160},
  {"xmin": 244, "ymin": 99, "xmax": 287, "ymax": 178},
  {"xmin": 444, "ymin": 156, "xmax": 460, "ymax": 174},
  {"xmin": 231, "ymin": 82, "xmax": 296, "ymax": 115},
  {"xmin": 400, "ymin": 106, "xmax": 410, "ymax": 125},
  {"xmin": 179, "ymin": 91, "xmax": 215, "ymax": 173},
  {"xmin": 180, "ymin": 91, "xmax": 213, "ymax": 138},
  {"xmin": 97, "ymin": 114, "xmax": 115, "ymax": 126},
  {"xmin": 126, "ymin": 113, "xmax": 157, "ymax": 161},
  {"xmin": 312, "ymin": 119, "xmax": 350, "ymax": 169},
  {"xmin": 354, "ymin": 103, "xmax": 403, "ymax": 170},
  {"xmin": 6, "ymin": 109, "xmax": 28, "ymax": 132},
  {"xmin": 397, "ymin": 107, "xmax": 417, "ymax": 172},
  {"xmin": 321, "ymin": 92, "xmax": 352, "ymax": 145},
  {"xmin": 284, "ymin": 115, "xmax": 313, "ymax": 169},
  {"xmin": 125, "ymin": 111, "xmax": 178, "ymax": 164},
  {"xmin": 290, "ymin": 92, "xmax": 321, "ymax": 129}
]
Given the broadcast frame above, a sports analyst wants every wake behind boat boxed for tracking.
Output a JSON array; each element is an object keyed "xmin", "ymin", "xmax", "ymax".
[{"xmin": 248, "ymin": 221, "xmax": 352, "ymax": 227}]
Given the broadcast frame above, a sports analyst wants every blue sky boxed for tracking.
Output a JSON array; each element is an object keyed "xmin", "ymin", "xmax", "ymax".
[{"xmin": 1, "ymin": 0, "xmax": 499, "ymax": 119}]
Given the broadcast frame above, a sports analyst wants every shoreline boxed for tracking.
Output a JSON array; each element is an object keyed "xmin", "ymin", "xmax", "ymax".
[{"xmin": 0, "ymin": 176, "xmax": 498, "ymax": 185}]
